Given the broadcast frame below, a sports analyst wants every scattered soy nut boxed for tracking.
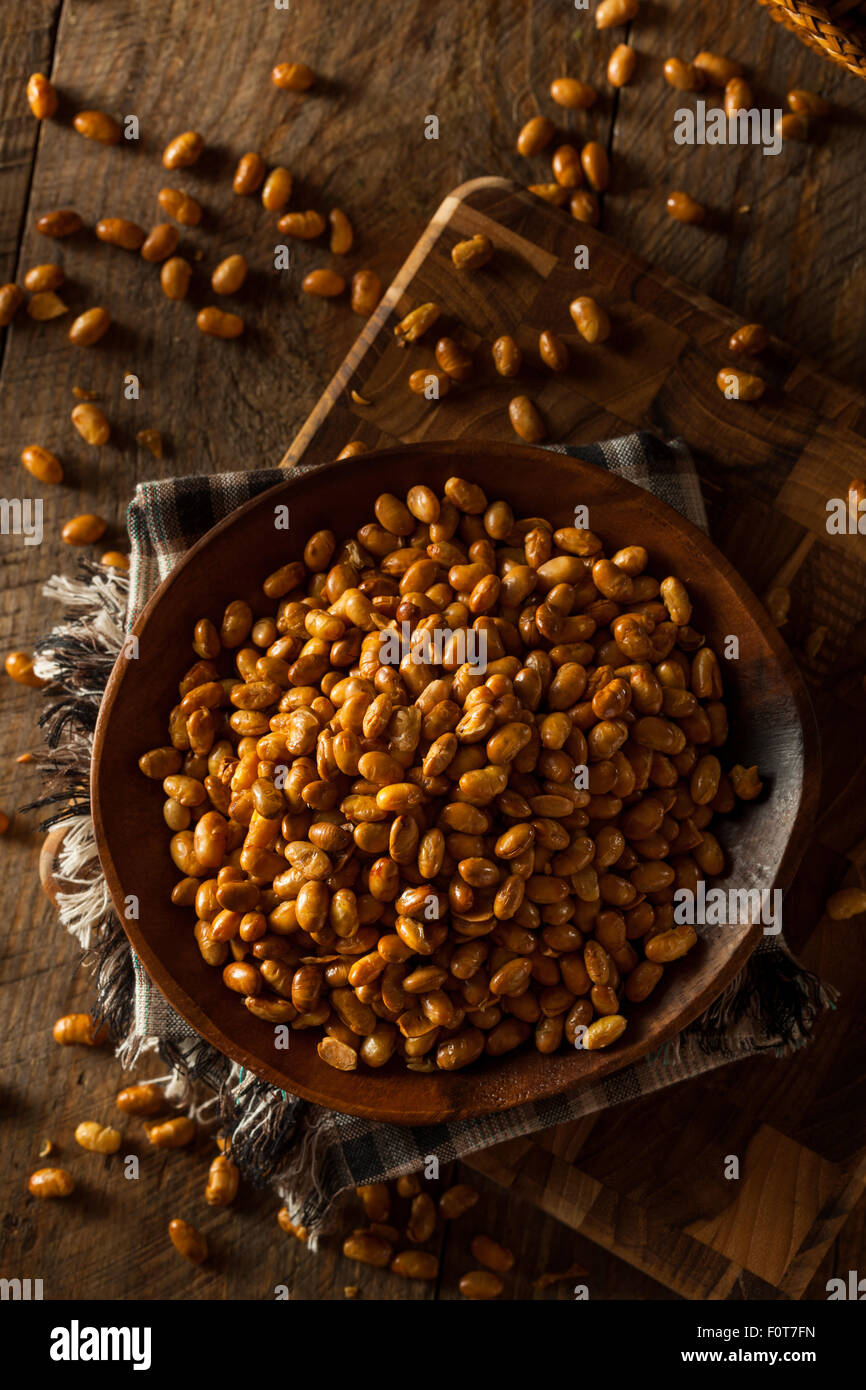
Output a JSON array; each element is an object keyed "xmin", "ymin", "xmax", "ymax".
[
  {"xmin": 409, "ymin": 368, "xmax": 451, "ymax": 399},
  {"xmin": 329, "ymin": 208, "xmax": 353, "ymax": 254},
  {"xmin": 271, "ymin": 62, "xmax": 315, "ymax": 91},
  {"xmin": 716, "ymin": 367, "xmax": 765, "ymax": 401},
  {"xmin": 157, "ymin": 188, "xmax": 203, "ymax": 226},
  {"xmin": 788, "ymin": 88, "xmax": 829, "ymax": 117},
  {"xmin": 438, "ymin": 1184, "xmax": 479, "ymax": 1219},
  {"xmin": 141, "ymin": 224, "xmax": 180, "ymax": 263},
  {"xmin": 724, "ymin": 77, "xmax": 753, "ymax": 118},
  {"xmin": 470, "ymin": 1234, "xmax": 515, "ymax": 1272},
  {"xmin": 451, "ymin": 234, "xmax": 493, "ymax": 271},
  {"xmin": 205, "ymin": 1154, "xmax": 239, "ymax": 1206},
  {"xmin": 162, "ymin": 131, "xmax": 204, "ymax": 169},
  {"xmin": 278, "ymin": 1208, "xmax": 309, "ymax": 1242},
  {"xmin": 396, "ymin": 1174, "xmax": 422, "ymax": 1198},
  {"xmin": 693, "ymin": 51, "xmax": 742, "ymax": 86},
  {"xmin": 582, "ymin": 1014, "xmax": 627, "ymax": 1049},
  {"xmin": 26, "ymin": 73, "xmax": 58, "ymax": 120},
  {"xmin": 161, "ymin": 256, "xmax": 192, "ymax": 301},
  {"xmin": 71, "ymin": 402, "xmax": 110, "ymax": 445},
  {"xmin": 211, "ymin": 254, "xmax": 247, "ymax": 295},
  {"xmin": 73, "ymin": 110, "xmax": 122, "ymax": 144},
  {"xmin": 516, "ymin": 115, "xmax": 555, "ymax": 157},
  {"xmin": 262, "ymin": 167, "xmax": 293, "ymax": 211},
  {"xmin": 21, "ymin": 445, "xmax": 62, "ymax": 484},
  {"xmin": 539, "ymin": 330, "xmax": 568, "ymax": 372},
  {"xmin": 147, "ymin": 1116, "xmax": 195, "ymax": 1148},
  {"xmin": 52, "ymin": 1013, "xmax": 105, "ymax": 1045},
  {"xmin": 729, "ymin": 765, "xmax": 762, "ymax": 800},
  {"xmin": 75, "ymin": 1121, "xmax": 122, "ymax": 1154},
  {"xmin": 357, "ymin": 1183, "xmax": 390, "ymax": 1222},
  {"xmin": 168, "ymin": 1218, "xmax": 208, "ymax": 1265},
  {"xmin": 459, "ymin": 1269, "xmax": 504, "ymax": 1299},
  {"xmin": 233, "ymin": 152, "xmax": 266, "ymax": 195},
  {"xmin": 492, "ymin": 335, "xmax": 521, "ymax": 377},
  {"xmin": 570, "ymin": 295, "xmax": 611, "ymax": 343},
  {"xmin": 390, "ymin": 1250, "xmax": 439, "ymax": 1280},
  {"xmin": 552, "ymin": 145, "xmax": 583, "ymax": 188},
  {"xmin": 0, "ymin": 284, "xmax": 24, "ymax": 325},
  {"xmin": 595, "ymin": 0, "xmax": 639, "ymax": 27},
  {"xmin": 508, "ymin": 395, "xmax": 546, "ymax": 443},
  {"xmin": 62, "ymin": 513, "xmax": 108, "ymax": 546},
  {"xmin": 608, "ymin": 44, "xmax": 636, "ymax": 87},
  {"xmin": 665, "ymin": 191, "xmax": 705, "ymax": 224},
  {"xmin": 24, "ymin": 264, "xmax": 64, "ymax": 292},
  {"xmin": 5, "ymin": 651, "xmax": 47, "ymax": 689},
  {"xmin": 96, "ymin": 217, "xmax": 145, "ymax": 250},
  {"xmin": 728, "ymin": 323, "xmax": 769, "ymax": 355},
  {"xmin": 342, "ymin": 1232, "xmax": 392, "ymax": 1267},
  {"xmin": 136, "ymin": 428, "xmax": 163, "ymax": 458},
  {"xmin": 197, "ymin": 306, "xmax": 244, "ymax": 338},
  {"xmin": 276, "ymin": 211, "xmax": 326, "ymax": 239},
  {"xmin": 100, "ymin": 551, "xmax": 129, "ymax": 570},
  {"xmin": 570, "ymin": 189, "xmax": 600, "ymax": 224},
  {"xmin": 351, "ymin": 270, "xmax": 381, "ymax": 316},
  {"xmin": 68, "ymin": 307, "xmax": 110, "ymax": 346},
  {"xmin": 337, "ymin": 441, "xmax": 368, "ymax": 458},
  {"xmin": 435, "ymin": 336, "xmax": 473, "ymax": 382},
  {"xmin": 550, "ymin": 78, "xmax": 597, "ymax": 109},
  {"xmin": 581, "ymin": 141, "xmax": 610, "ymax": 192},
  {"xmin": 825, "ymin": 888, "xmax": 866, "ymax": 921},
  {"xmin": 29, "ymin": 1168, "xmax": 75, "ymax": 1198},
  {"xmin": 528, "ymin": 183, "xmax": 569, "ymax": 205},
  {"xmin": 663, "ymin": 58, "xmax": 704, "ymax": 92},
  {"xmin": 37, "ymin": 210, "xmax": 83, "ymax": 238},
  {"xmin": 394, "ymin": 302, "xmax": 439, "ymax": 342},
  {"xmin": 302, "ymin": 269, "xmax": 346, "ymax": 298},
  {"xmin": 27, "ymin": 291, "xmax": 67, "ymax": 320},
  {"xmin": 779, "ymin": 112, "xmax": 809, "ymax": 142}
]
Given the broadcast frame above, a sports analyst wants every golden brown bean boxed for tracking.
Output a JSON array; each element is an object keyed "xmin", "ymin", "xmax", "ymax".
[
  {"xmin": 147, "ymin": 1116, "xmax": 195, "ymax": 1148},
  {"xmin": 75, "ymin": 1120, "xmax": 121, "ymax": 1154},
  {"xmin": 517, "ymin": 116, "xmax": 555, "ymax": 157},
  {"xmin": 436, "ymin": 336, "xmax": 473, "ymax": 382},
  {"xmin": 728, "ymin": 323, "xmax": 769, "ymax": 356},
  {"xmin": 608, "ymin": 43, "xmax": 637, "ymax": 86},
  {"xmin": 141, "ymin": 223, "xmax": 179, "ymax": 263},
  {"xmin": 53, "ymin": 1013, "xmax": 105, "ymax": 1046},
  {"xmin": 528, "ymin": 182, "xmax": 569, "ymax": 205},
  {"xmin": 37, "ymin": 209, "xmax": 83, "ymax": 238},
  {"xmin": 302, "ymin": 268, "xmax": 346, "ymax": 298},
  {"xmin": 233, "ymin": 152, "xmax": 266, "ymax": 195},
  {"xmin": 169, "ymin": 1218, "xmax": 208, "ymax": 1264},
  {"xmin": 116, "ymin": 1083, "xmax": 164, "ymax": 1115},
  {"xmin": 96, "ymin": 217, "xmax": 145, "ymax": 250},
  {"xmin": 277, "ymin": 210, "xmax": 326, "ymax": 239},
  {"xmin": 471, "ymin": 1234, "xmax": 514, "ymax": 1272},
  {"xmin": 62, "ymin": 514, "xmax": 107, "ymax": 546},
  {"xmin": 780, "ymin": 113, "xmax": 809, "ymax": 142},
  {"xmin": 68, "ymin": 308, "xmax": 110, "ymax": 346},
  {"xmin": 596, "ymin": 0, "xmax": 639, "ymax": 26},
  {"xmin": 394, "ymin": 302, "xmax": 440, "ymax": 342},
  {"xmin": 459, "ymin": 1269, "xmax": 504, "ymax": 1299},
  {"xmin": 205, "ymin": 1153, "xmax": 239, "ymax": 1206},
  {"xmin": 29, "ymin": 1168, "xmax": 75, "ymax": 1197},
  {"xmin": 212, "ymin": 254, "xmax": 247, "ymax": 295},
  {"xmin": 508, "ymin": 394, "xmax": 545, "ymax": 443},
  {"xmin": 663, "ymin": 57, "xmax": 704, "ymax": 92},
  {"xmin": 21, "ymin": 445, "xmax": 63, "ymax": 484},
  {"xmin": 197, "ymin": 307, "xmax": 244, "ymax": 338},
  {"xmin": 570, "ymin": 295, "xmax": 610, "ymax": 343},
  {"xmin": 539, "ymin": 330, "xmax": 568, "ymax": 372},
  {"xmin": 570, "ymin": 189, "xmax": 600, "ymax": 225},
  {"xmin": 581, "ymin": 141, "xmax": 610, "ymax": 192},
  {"xmin": 158, "ymin": 187, "xmax": 203, "ymax": 226},
  {"xmin": 693, "ymin": 52, "xmax": 742, "ymax": 86},
  {"xmin": 717, "ymin": 367, "xmax": 765, "ymax": 401},
  {"xmin": 27, "ymin": 73, "xmax": 58, "ymax": 120},
  {"xmin": 787, "ymin": 88, "xmax": 829, "ymax": 117},
  {"xmin": 161, "ymin": 256, "xmax": 192, "ymax": 301},
  {"xmin": 666, "ymin": 191, "xmax": 705, "ymax": 225},
  {"xmin": 74, "ymin": 109, "xmax": 122, "ymax": 143},
  {"xmin": 550, "ymin": 78, "xmax": 597, "ymax": 109},
  {"xmin": 343, "ymin": 1232, "xmax": 392, "ymax": 1267},
  {"xmin": 351, "ymin": 269, "xmax": 382, "ymax": 316},
  {"xmin": 272, "ymin": 62, "xmax": 315, "ymax": 91},
  {"xmin": 262, "ymin": 166, "xmax": 293, "ymax": 211},
  {"xmin": 24, "ymin": 264, "xmax": 64, "ymax": 292},
  {"xmin": 162, "ymin": 131, "xmax": 204, "ymax": 169},
  {"xmin": 329, "ymin": 208, "xmax": 353, "ymax": 254},
  {"xmin": 0, "ymin": 283, "xmax": 23, "ymax": 325}
]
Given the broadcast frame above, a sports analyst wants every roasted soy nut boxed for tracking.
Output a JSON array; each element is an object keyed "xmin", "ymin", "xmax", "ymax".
[
  {"xmin": 724, "ymin": 77, "xmax": 753, "ymax": 118},
  {"xmin": 492, "ymin": 335, "xmax": 521, "ymax": 377},
  {"xmin": 539, "ymin": 330, "xmax": 568, "ymax": 372},
  {"xmin": 278, "ymin": 1209, "xmax": 308, "ymax": 1242},
  {"xmin": 459, "ymin": 1269, "xmax": 504, "ymax": 1299},
  {"xmin": 787, "ymin": 88, "xmax": 829, "ymax": 117},
  {"xmin": 391, "ymin": 1250, "xmax": 439, "ymax": 1280},
  {"xmin": 168, "ymin": 1218, "xmax": 208, "ymax": 1264},
  {"xmin": 595, "ymin": 0, "xmax": 639, "ymax": 26},
  {"xmin": 262, "ymin": 167, "xmax": 293, "ymax": 211},
  {"xmin": 26, "ymin": 290, "xmax": 67, "ymax": 321},
  {"xmin": 53, "ymin": 1013, "xmax": 106, "ymax": 1045},
  {"xmin": 233, "ymin": 152, "xmax": 266, "ymax": 194},
  {"xmin": 409, "ymin": 368, "xmax": 451, "ymax": 398},
  {"xmin": 451, "ymin": 234, "xmax": 493, "ymax": 271},
  {"xmin": 141, "ymin": 223, "xmax": 180, "ymax": 262},
  {"xmin": 71, "ymin": 403, "xmax": 110, "ymax": 445},
  {"xmin": 550, "ymin": 78, "xmax": 596, "ymax": 109},
  {"xmin": 716, "ymin": 367, "xmax": 764, "ymax": 401},
  {"xmin": 116, "ymin": 1082, "xmax": 164, "ymax": 1115},
  {"xmin": 351, "ymin": 270, "xmax": 382, "ymax": 316},
  {"xmin": 211, "ymin": 254, "xmax": 247, "ymax": 295},
  {"xmin": 663, "ymin": 58, "xmax": 704, "ymax": 92},
  {"xmin": 471, "ymin": 1234, "xmax": 515, "ymax": 1272},
  {"xmin": 528, "ymin": 183, "xmax": 569, "ymax": 205},
  {"xmin": 27, "ymin": 73, "xmax": 58, "ymax": 119},
  {"xmin": 21, "ymin": 445, "xmax": 63, "ymax": 484},
  {"xmin": 516, "ymin": 116, "xmax": 555, "ymax": 156},
  {"xmin": 569, "ymin": 295, "xmax": 611, "ymax": 343},
  {"xmin": 29, "ymin": 1168, "xmax": 75, "ymax": 1198},
  {"xmin": 581, "ymin": 141, "xmax": 610, "ymax": 192},
  {"xmin": 342, "ymin": 1232, "xmax": 392, "ymax": 1267},
  {"xmin": 302, "ymin": 269, "xmax": 346, "ymax": 298},
  {"xmin": 276, "ymin": 211, "xmax": 326, "ymax": 239},
  {"xmin": 552, "ymin": 145, "xmax": 583, "ymax": 188},
  {"xmin": 826, "ymin": 888, "xmax": 866, "ymax": 921},
  {"xmin": 329, "ymin": 208, "xmax": 353, "ymax": 254},
  {"xmin": 74, "ymin": 110, "xmax": 122, "ymax": 143},
  {"xmin": 24, "ymin": 264, "xmax": 64, "ymax": 292},
  {"xmin": 68, "ymin": 308, "xmax": 110, "ymax": 345},
  {"xmin": 508, "ymin": 395, "xmax": 545, "ymax": 443},
  {"xmin": 779, "ymin": 113, "xmax": 808, "ymax": 141},
  {"xmin": 570, "ymin": 189, "xmax": 600, "ymax": 225},
  {"xmin": 0, "ymin": 284, "xmax": 23, "ymax": 325},
  {"xmin": 162, "ymin": 131, "xmax": 204, "ymax": 169},
  {"xmin": 271, "ymin": 62, "xmax": 315, "ymax": 90},
  {"xmin": 37, "ymin": 209, "xmax": 83, "ymax": 238},
  {"xmin": 205, "ymin": 1154, "xmax": 239, "ymax": 1206},
  {"xmin": 438, "ymin": 1183, "xmax": 479, "ymax": 1219},
  {"xmin": 161, "ymin": 256, "xmax": 192, "ymax": 300},
  {"xmin": 665, "ymin": 191, "xmax": 705, "ymax": 224},
  {"xmin": 435, "ymin": 337, "xmax": 473, "ymax": 382},
  {"xmin": 95, "ymin": 217, "xmax": 145, "ymax": 250},
  {"xmin": 693, "ymin": 52, "xmax": 742, "ymax": 86},
  {"xmin": 394, "ymin": 302, "xmax": 440, "ymax": 342},
  {"xmin": 158, "ymin": 187, "xmax": 203, "ymax": 226},
  {"xmin": 197, "ymin": 307, "xmax": 244, "ymax": 338},
  {"xmin": 75, "ymin": 1121, "xmax": 122, "ymax": 1154},
  {"xmin": 582, "ymin": 1014, "xmax": 627, "ymax": 1049},
  {"xmin": 608, "ymin": 44, "xmax": 636, "ymax": 87},
  {"xmin": 62, "ymin": 513, "xmax": 107, "ymax": 545},
  {"xmin": 728, "ymin": 323, "xmax": 769, "ymax": 356},
  {"xmin": 147, "ymin": 1116, "xmax": 195, "ymax": 1148}
]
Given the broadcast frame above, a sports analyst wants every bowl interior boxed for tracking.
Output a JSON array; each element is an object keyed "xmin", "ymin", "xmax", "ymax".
[{"xmin": 92, "ymin": 441, "xmax": 817, "ymax": 1123}]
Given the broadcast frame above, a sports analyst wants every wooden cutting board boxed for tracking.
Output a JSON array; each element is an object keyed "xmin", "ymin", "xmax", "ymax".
[{"xmin": 282, "ymin": 176, "xmax": 866, "ymax": 1300}]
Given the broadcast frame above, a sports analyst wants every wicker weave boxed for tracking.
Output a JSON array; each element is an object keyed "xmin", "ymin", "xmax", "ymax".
[{"xmin": 757, "ymin": 0, "xmax": 866, "ymax": 77}]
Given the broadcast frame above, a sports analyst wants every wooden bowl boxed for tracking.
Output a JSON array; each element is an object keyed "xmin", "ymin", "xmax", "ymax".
[{"xmin": 92, "ymin": 441, "xmax": 819, "ymax": 1124}]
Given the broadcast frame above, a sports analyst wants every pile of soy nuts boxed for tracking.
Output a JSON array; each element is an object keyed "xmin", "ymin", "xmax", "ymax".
[{"xmin": 140, "ymin": 474, "xmax": 765, "ymax": 1073}]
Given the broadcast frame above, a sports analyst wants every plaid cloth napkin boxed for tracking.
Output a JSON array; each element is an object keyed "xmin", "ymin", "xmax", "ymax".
[{"xmin": 34, "ymin": 432, "xmax": 831, "ymax": 1241}]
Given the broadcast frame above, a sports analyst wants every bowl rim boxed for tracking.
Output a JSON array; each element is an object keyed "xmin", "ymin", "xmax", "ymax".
[{"xmin": 91, "ymin": 440, "xmax": 821, "ymax": 1122}]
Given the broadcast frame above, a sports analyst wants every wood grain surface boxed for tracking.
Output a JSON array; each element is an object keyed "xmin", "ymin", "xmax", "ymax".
[{"xmin": 2, "ymin": 0, "xmax": 865, "ymax": 1301}]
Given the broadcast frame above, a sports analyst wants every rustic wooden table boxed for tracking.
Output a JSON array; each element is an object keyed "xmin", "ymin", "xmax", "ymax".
[{"xmin": 2, "ymin": 0, "xmax": 865, "ymax": 1301}]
